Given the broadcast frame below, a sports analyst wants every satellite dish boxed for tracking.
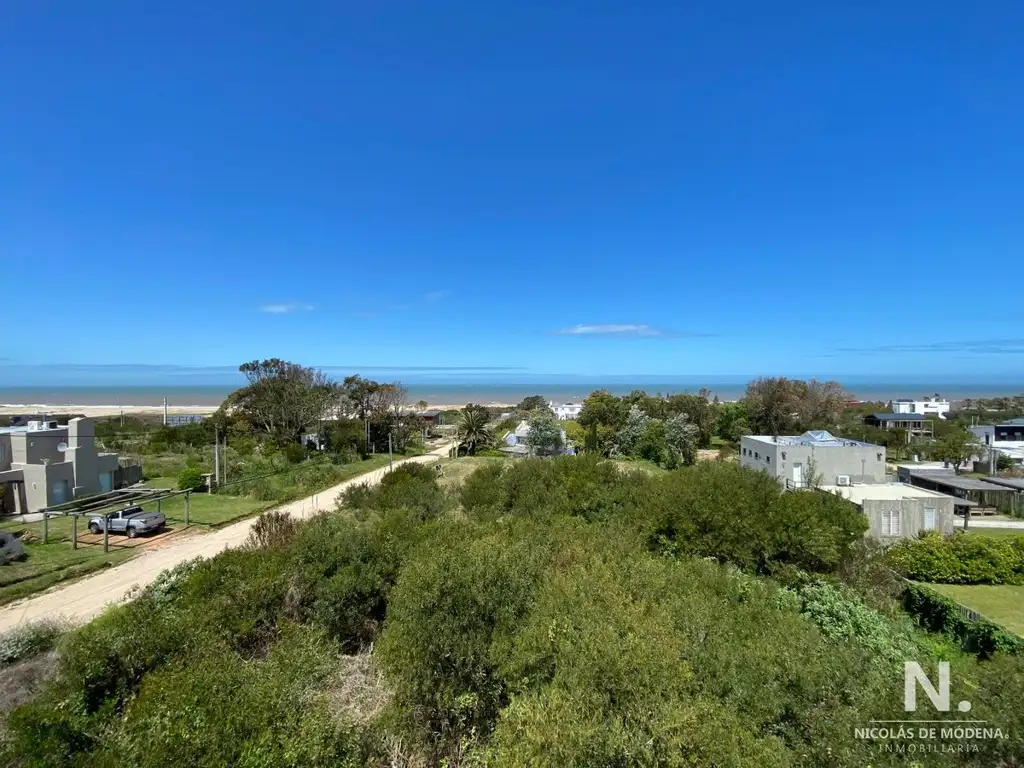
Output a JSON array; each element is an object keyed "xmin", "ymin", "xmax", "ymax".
[{"xmin": 56, "ymin": 442, "xmax": 68, "ymax": 453}]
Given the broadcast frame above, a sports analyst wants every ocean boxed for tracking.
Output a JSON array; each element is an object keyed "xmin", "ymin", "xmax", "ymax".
[{"xmin": 1, "ymin": 381, "xmax": 1022, "ymax": 408}]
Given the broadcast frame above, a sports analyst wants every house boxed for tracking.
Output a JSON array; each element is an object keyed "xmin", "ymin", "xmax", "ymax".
[
  {"xmin": 740, "ymin": 431, "xmax": 887, "ymax": 488},
  {"xmin": 164, "ymin": 413, "xmax": 208, "ymax": 426},
  {"xmin": 889, "ymin": 395, "xmax": 950, "ymax": 420},
  {"xmin": 500, "ymin": 420, "xmax": 573, "ymax": 457},
  {"xmin": 819, "ymin": 482, "xmax": 956, "ymax": 540},
  {"xmin": 896, "ymin": 468, "xmax": 1019, "ymax": 515},
  {"xmin": 550, "ymin": 401, "xmax": 583, "ymax": 421},
  {"xmin": 0, "ymin": 418, "xmax": 139, "ymax": 515},
  {"xmin": 417, "ymin": 409, "xmax": 443, "ymax": 426},
  {"xmin": 862, "ymin": 412, "xmax": 933, "ymax": 437},
  {"xmin": 969, "ymin": 418, "xmax": 1024, "ymax": 468}
]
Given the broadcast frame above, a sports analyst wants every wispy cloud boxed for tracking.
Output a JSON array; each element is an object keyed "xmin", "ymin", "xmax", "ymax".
[
  {"xmin": 258, "ymin": 303, "xmax": 314, "ymax": 314},
  {"xmin": 553, "ymin": 324, "xmax": 711, "ymax": 339},
  {"xmin": 832, "ymin": 338, "xmax": 1024, "ymax": 356},
  {"xmin": 424, "ymin": 290, "xmax": 450, "ymax": 303}
]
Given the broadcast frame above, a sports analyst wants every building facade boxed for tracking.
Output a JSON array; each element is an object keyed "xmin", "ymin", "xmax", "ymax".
[
  {"xmin": 550, "ymin": 402, "xmax": 583, "ymax": 421},
  {"xmin": 820, "ymin": 483, "xmax": 956, "ymax": 540},
  {"xmin": 740, "ymin": 431, "xmax": 887, "ymax": 488},
  {"xmin": 889, "ymin": 396, "xmax": 950, "ymax": 419},
  {"xmin": 0, "ymin": 418, "xmax": 130, "ymax": 515},
  {"xmin": 969, "ymin": 419, "xmax": 1024, "ymax": 467}
]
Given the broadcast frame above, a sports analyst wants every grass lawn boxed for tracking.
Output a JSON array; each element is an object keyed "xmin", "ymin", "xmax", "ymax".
[
  {"xmin": 1, "ymin": 516, "xmax": 134, "ymax": 606},
  {"xmin": 965, "ymin": 527, "xmax": 1024, "ymax": 539},
  {"xmin": 926, "ymin": 583, "xmax": 1024, "ymax": 637}
]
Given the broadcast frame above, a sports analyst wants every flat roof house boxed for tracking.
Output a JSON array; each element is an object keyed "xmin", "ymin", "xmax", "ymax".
[
  {"xmin": 0, "ymin": 418, "xmax": 133, "ymax": 516},
  {"xmin": 740, "ymin": 431, "xmax": 887, "ymax": 489},
  {"xmin": 969, "ymin": 418, "xmax": 1024, "ymax": 468},
  {"xmin": 863, "ymin": 412, "xmax": 933, "ymax": 437},
  {"xmin": 889, "ymin": 396, "xmax": 950, "ymax": 419},
  {"xmin": 820, "ymin": 483, "xmax": 957, "ymax": 540},
  {"xmin": 550, "ymin": 402, "xmax": 583, "ymax": 421}
]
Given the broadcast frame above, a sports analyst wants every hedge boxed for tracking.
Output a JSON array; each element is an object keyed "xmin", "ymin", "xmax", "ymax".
[
  {"xmin": 886, "ymin": 531, "xmax": 1024, "ymax": 585},
  {"xmin": 902, "ymin": 582, "xmax": 1024, "ymax": 658}
]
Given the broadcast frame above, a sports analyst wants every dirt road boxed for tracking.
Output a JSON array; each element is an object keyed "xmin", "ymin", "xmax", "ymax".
[{"xmin": 0, "ymin": 447, "xmax": 449, "ymax": 633}]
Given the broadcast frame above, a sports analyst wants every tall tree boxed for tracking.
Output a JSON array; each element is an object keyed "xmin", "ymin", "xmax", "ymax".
[
  {"xmin": 526, "ymin": 412, "xmax": 565, "ymax": 456},
  {"xmin": 743, "ymin": 377, "xmax": 801, "ymax": 437},
  {"xmin": 665, "ymin": 393, "xmax": 715, "ymax": 447},
  {"xmin": 933, "ymin": 428, "xmax": 981, "ymax": 474},
  {"xmin": 796, "ymin": 379, "xmax": 848, "ymax": 431},
  {"xmin": 665, "ymin": 413, "xmax": 699, "ymax": 466},
  {"xmin": 229, "ymin": 359, "xmax": 337, "ymax": 444},
  {"xmin": 516, "ymin": 395, "xmax": 551, "ymax": 414},
  {"xmin": 458, "ymin": 403, "xmax": 492, "ymax": 456},
  {"xmin": 616, "ymin": 405, "xmax": 651, "ymax": 456},
  {"xmin": 578, "ymin": 390, "xmax": 628, "ymax": 431}
]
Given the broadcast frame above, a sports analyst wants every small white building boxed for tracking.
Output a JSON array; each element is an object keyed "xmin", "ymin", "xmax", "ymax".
[
  {"xmin": 501, "ymin": 420, "xmax": 573, "ymax": 456},
  {"xmin": 819, "ymin": 482, "xmax": 957, "ymax": 540},
  {"xmin": 969, "ymin": 418, "xmax": 1024, "ymax": 468},
  {"xmin": 889, "ymin": 395, "xmax": 950, "ymax": 420},
  {"xmin": 549, "ymin": 401, "xmax": 583, "ymax": 421}
]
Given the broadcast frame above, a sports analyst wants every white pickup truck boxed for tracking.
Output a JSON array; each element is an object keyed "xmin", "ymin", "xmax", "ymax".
[{"xmin": 88, "ymin": 506, "xmax": 166, "ymax": 538}]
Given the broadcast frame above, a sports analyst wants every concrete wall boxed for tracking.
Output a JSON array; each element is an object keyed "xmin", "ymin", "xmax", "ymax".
[
  {"xmin": 20, "ymin": 462, "xmax": 76, "ymax": 511},
  {"xmin": 0, "ymin": 434, "xmax": 10, "ymax": 472},
  {"xmin": 860, "ymin": 496, "xmax": 955, "ymax": 540},
  {"xmin": 66, "ymin": 418, "xmax": 99, "ymax": 496},
  {"xmin": 740, "ymin": 438, "xmax": 886, "ymax": 486},
  {"xmin": 11, "ymin": 427, "xmax": 68, "ymax": 466}
]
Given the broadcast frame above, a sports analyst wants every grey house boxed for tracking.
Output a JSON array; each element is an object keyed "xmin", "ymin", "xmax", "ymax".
[
  {"xmin": 0, "ymin": 418, "xmax": 133, "ymax": 515},
  {"xmin": 740, "ymin": 431, "xmax": 887, "ymax": 488},
  {"xmin": 818, "ymin": 483, "xmax": 956, "ymax": 540}
]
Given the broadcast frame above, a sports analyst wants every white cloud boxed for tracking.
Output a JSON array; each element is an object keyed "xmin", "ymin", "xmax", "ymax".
[
  {"xmin": 553, "ymin": 323, "xmax": 678, "ymax": 338},
  {"xmin": 258, "ymin": 303, "xmax": 314, "ymax": 314},
  {"xmin": 424, "ymin": 290, "xmax": 451, "ymax": 302}
]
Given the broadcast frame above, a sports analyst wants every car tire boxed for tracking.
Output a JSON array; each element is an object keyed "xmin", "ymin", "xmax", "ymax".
[
  {"xmin": 127, "ymin": 527, "xmax": 138, "ymax": 539},
  {"xmin": 89, "ymin": 523, "xmax": 101, "ymax": 534}
]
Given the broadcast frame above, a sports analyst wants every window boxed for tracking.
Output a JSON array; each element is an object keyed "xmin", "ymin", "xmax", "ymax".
[
  {"xmin": 877, "ymin": 453, "xmax": 883, "ymax": 461},
  {"xmin": 882, "ymin": 510, "xmax": 902, "ymax": 537},
  {"xmin": 766, "ymin": 456, "xmax": 771, "ymax": 464},
  {"xmin": 755, "ymin": 452, "xmax": 760, "ymax": 459},
  {"xmin": 924, "ymin": 508, "xmax": 936, "ymax": 531}
]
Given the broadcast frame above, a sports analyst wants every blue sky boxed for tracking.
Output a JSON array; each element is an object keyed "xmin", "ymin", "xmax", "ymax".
[{"xmin": 2, "ymin": 1, "xmax": 1022, "ymax": 384}]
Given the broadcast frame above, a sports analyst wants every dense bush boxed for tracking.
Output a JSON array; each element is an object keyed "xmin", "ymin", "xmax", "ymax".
[
  {"xmin": 6, "ymin": 458, "xmax": 1024, "ymax": 768},
  {"xmin": 902, "ymin": 582, "xmax": 1024, "ymax": 658},
  {"xmin": 0, "ymin": 619, "xmax": 65, "ymax": 667},
  {"xmin": 176, "ymin": 466, "xmax": 206, "ymax": 491},
  {"xmin": 887, "ymin": 531, "xmax": 1024, "ymax": 584}
]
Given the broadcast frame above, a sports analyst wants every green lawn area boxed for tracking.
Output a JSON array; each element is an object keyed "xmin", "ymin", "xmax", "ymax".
[
  {"xmin": 1, "ymin": 516, "xmax": 133, "ymax": 606},
  {"xmin": 926, "ymin": 583, "xmax": 1024, "ymax": 637},
  {"xmin": 965, "ymin": 527, "xmax": 1024, "ymax": 539}
]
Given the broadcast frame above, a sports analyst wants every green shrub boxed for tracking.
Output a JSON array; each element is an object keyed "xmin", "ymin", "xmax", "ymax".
[
  {"xmin": 283, "ymin": 443, "xmax": 307, "ymax": 464},
  {"xmin": 887, "ymin": 531, "xmax": 1024, "ymax": 584},
  {"xmin": 902, "ymin": 582, "xmax": 1024, "ymax": 658},
  {"xmin": 176, "ymin": 466, "xmax": 206, "ymax": 491},
  {"xmin": 0, "ymin": 619, "xmax": 66, "ymax": 667},
  {"xmin": 246, "ymin": 510, "xmax": 299, "ymax": 550}
]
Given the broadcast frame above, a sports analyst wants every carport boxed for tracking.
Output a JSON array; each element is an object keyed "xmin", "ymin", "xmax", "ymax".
[{"xmin": 38, "ymin": 487, "xmax": 192, "ymax": 552}]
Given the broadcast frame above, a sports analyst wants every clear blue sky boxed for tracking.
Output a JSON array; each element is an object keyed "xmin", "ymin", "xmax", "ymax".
[{"xmin": 2, "ymin": 1, "xmax": 1022, "ymax": 384}]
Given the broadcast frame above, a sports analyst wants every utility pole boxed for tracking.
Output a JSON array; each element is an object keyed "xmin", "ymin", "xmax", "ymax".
[
  {"xmin": 214, "ymin": 426, "xmax": 221, "ymax": 488},
  {"xmin": 388, "ymin": 432, "xmax": 393, "ymax": 473},
  {"xmin": 162, "ymin": 397, "xmax": 168, "ymax": 426}
]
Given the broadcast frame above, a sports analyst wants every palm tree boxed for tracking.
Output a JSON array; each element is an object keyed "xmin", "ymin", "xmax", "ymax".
[{"xmin": 458, "ymin": 403, "xmax": 492, "ymax": 456}]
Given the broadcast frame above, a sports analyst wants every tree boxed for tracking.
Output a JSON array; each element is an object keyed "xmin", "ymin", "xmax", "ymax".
[
  {"xmin": 578, "ymin": 390, "xmax": 628, "ymax": 431},
  {"xmin": 743, "ymin": 377, "xmax": 801, "ymax": 437},
  {"xmin": 664, "ymin": 413, "xmax": 699, "ymax": 466},
  {"xmin": 416, "ymin": 400, "xmax": 429, "ymax": 411},
  {"xmin": 228, "ymin": 359, "xmax": 338, "ymax": 445},
  {"xmin": 616, "ymin": 405, "xmax": 651, "ymax": 456},
  {"xmin": 458, "ymin": 404, "xmax": 492, "ymax": 456},
  {"xmin": 933, "ymin": 428, "xmax": 981, "ymax": 473},
  {"xmin": 516, "ymin": 395, "xmax": 550, "ymax": 414},
  {"xmin": 715, "ymin": 401, "xmax": 750, "ymax": 444},
  {"xmin": 526, "ymin": 412, "xmax": 564, "ymax": 456},
  {"xmin": 665, "ymin": 393, "xmax": 715, "ymax": 447},
  {"xmin": 795, "ymin": 379, "xmax": 848, "ymax": 431}
]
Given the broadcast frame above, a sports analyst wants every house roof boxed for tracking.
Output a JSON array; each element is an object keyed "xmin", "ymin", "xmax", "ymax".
[
  {"xmin": 903, "ymin": 469, "xmax": 1013, "ymax": 492},
  {"xmin": 419, "ymin": 409, "xmax": 442, "ymax": 417},
  {"xmin": 984, "ymin": 477, "xmax": 1024, "ymax": 491},
  {"xmin": 870, "ymin": 412, "xmax": 925, "ymax": 422},
  {"xmin": 820, "ymin": 482, "xmax": 963, "ymax": 504},
  {"xmin": 747, "ymin": 431, "xmax": 876, "ymax": 448}
]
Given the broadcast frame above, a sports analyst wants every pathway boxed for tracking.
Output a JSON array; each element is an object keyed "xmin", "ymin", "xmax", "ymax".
[{"xmin": 0, "ymin": 447, "xmax": 448, "ymax": 633}]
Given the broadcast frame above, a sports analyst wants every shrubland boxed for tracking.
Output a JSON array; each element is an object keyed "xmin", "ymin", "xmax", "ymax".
[{"xmin": 3, "ymin": 458, "xmax": 1023, "ymax": 767}]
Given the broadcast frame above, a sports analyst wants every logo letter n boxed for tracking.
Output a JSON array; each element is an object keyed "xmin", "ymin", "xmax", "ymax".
[{"xmin": 904, "ymin": 661, "xmax": 950, "ymax": 712}]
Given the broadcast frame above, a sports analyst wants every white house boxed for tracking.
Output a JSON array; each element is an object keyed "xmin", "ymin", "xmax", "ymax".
[
  {"xmin": 889, "ymin": 396, "xmax": 950, "ymax": 420},
  {"xmin": 969, "ymin": 418, "xmax": 1024, "ymax": 468},
  {"xmin": 549, "ymin": 401, "xmax": 583, "ymax": 421},
  {"xmin": 501, "ymin": 420, "xmax": 573, "ymax": 456}
]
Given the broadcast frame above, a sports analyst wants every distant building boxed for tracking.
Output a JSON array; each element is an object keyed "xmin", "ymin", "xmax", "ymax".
[
  {"xmin": 969, "ymin": 418, "xmax": 1024, "ymax": 468},
  {"xmin": 740, "ymin": 431, "xmax": 887, "ymax": 488},
  {"xmin": 417, "ymin": 409, "xmax": 443, "ymax": 426},
  {"xmin": 897, "ymin": 468, "xmax": 1020, "ymax": 515},
  {"xmin": 863, "ymin": 412, "xmax": 932, "ymax": 437},
  {"xmin": 819, "ymin": 483, "xmax": 957, "ymax": 540},
  {"xmin": 889, "ymin": 395, "xmax": 950, "ymax": 420},
  {"xmin": 549, "ymin": 402, "xmax": 583, "ymax": 421},
  {"xmin": 164, "ymin": 413, "xmax": 209, "ymax": 426},
  {"xmin": 0, "ymin": 418, "xmax": 138, "ymax": 515}
]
